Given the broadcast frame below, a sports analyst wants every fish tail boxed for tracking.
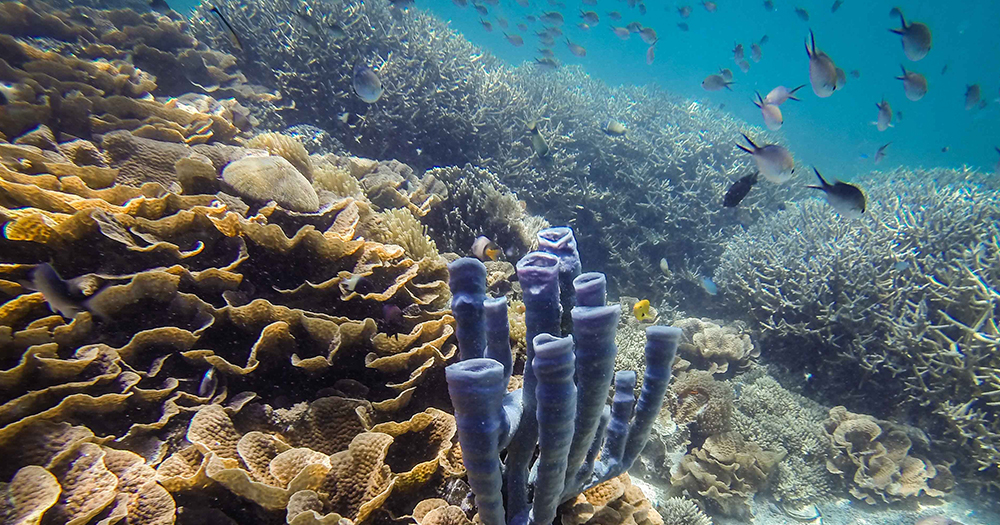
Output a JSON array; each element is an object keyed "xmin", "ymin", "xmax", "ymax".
[
  {"xmin": 725, "ymin": 81, "xmax": 734, "ymax": 90},
  {"xmin": 808, "ymin": 29, "xmax": 816, "ymax": 55},
  {"xmin": 741, "ymin": 133, "xmax": 757, "ymax": 149},
  {"xmin": 788, "ymin": 84, "xmax": 806, "ymax": 98},
  {"xmin": 811, "ymin": 167, "xmax": 829, "ymax": 187}
]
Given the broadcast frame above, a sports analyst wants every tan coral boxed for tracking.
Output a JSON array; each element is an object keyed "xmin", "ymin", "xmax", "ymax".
[
  {"xmin": 245, "ymin": 132, "xmax": 313, "ymax": 181},
  {"xmin": 0, "ymin": 465, "xmax": 61, "ymax": 525},
  {"xmin": 673, "ymin": 318, "xmax": 757, "ymax": 375},
  {"xmin": 222, "ymin": 156, "xmax": 319, "ymax": 212},
  {"xmin": 667, "ymin": 370, "xmax": 733, "ymax": 437},
  {"xmin": 370, "ymin": 408, "xmax": 458, "ymax": 491},
  {"xmin": 560, "ymin": 474, "xmax": 663, "ymax": 525}
]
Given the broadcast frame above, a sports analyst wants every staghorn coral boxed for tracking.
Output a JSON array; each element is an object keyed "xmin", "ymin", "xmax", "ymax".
[
  {"xmin": 188, "ymin": 0, "xmax": 804, "ymax": 305},
  {"xmin": 714, "ymin": 175, "xmax": 1000, "ymax": 489},
  {"xmin": 654, "ymin": 497, "xmax": 712, "ymax": 525},
  {"xmin": 823, "ymin": 406, "xmax": 955, "ymax": 505},
  {"xmin": 669, "ymin": 432, "xmax": 786, "ymax": 518},
  {"xmin": 673, "ymin": 318, "xmax": 757, "ymax": 375}
]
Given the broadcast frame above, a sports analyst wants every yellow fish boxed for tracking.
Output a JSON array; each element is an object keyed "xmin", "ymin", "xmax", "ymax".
[{"xmin": 633, "ymin": 299, "xmax": 652, "ymax": 321}]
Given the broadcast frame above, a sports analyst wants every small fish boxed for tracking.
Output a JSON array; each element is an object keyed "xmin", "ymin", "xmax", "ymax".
[
  {"xmin": 875, "ymin": 98, "xmax": 893, "ymax": 131},
  {"xmin": 198, "ymin": 367, "xmax": 218, "ymax": 398},
  {"xmin": 517, "ymin": 22, "xmax": 527, "ymax": 31},
  {"xmin": 527, "ymin": 121, "xmax": 549, "ymax": 157},
  {"xmin": 381, "ymin": 304, "xmax": 405, "ymax": 335},
  {"xmin": 525, "ymin": 15, "xmax": 536, "ymax": 22},
  {"xmin": 808, "ymin": 167, "xmax": 866, "ymax": 218},
  {"xmin": 893, "ymin": 260, "xmax": 910, "ymax": 271},
  {"xmin": 806, "ymin": 30, "xmax": 839, "ymax": 98},
  {"xmin": 736, "ymin": 133, "xmax": 795, "ymax": 183},
  {"xmin": 504, "ymin": 32, "xmax": 524, "ymax": 46},
  {"xmin": 582, "ymin": 0, "xmax": 597, "ymax": 4},
  {"xmin": 753, "ymin": 92, "xmax": 783, "ymax": 130},
  {"xmin": 750, "ymin": 43, "xmax": 762, "ymax": 62},
  {"xmin": 580, "ymin": 10, "xmax": 599, "ymax": 24},
  {"xmin": 534, "ymin": 57, "xmax": 560, "ymax": 70},
  {"xmin": 646, "ymin": 43, "xmax": 655, "ymax": 65},
  {"xmin": 701, "ymin": 277, "xmax": 717, "ymax": 295},
  {"xmin": 538, "ymin": 47, "xmax": 555, "ymax": 57},
  {"xmin": 736, "ymin": 59, "xmax": 750, "ymax": 73},
  {"xmin": 764, "ymin": 84, "xmax": 805, "ymax": 105},
  {"xmin": 850, "ymin": 69, "xmax": 860, "ymax": 78},
  {"xmin": 702, "ymin": 1, "xmax": 717, "ymax": 12},
  {"xmin": 496, "ymin": 16, "xmax": 508, "ymax": 28},
  {"xmin": 718, "ymin": 68, "xmax": 734, "ymax": 81},
  {"xmin": 659, "ymin": 258, "xmax": 671, "ymax": 275},
  {"xmin": 209, "ymin": 5, "xmax": 243, "ymax": 51},
  {"xmin": 723, "ymin": 171, "xmax": 759, "ymax": 207},
  {"xmin": 605, "ymin": 119, "xmax": 627, "ymax": 136},
  {"xmin": 965, "ymin": 84, "xmax": 981, "ymax": 110},
  {"xmin": 546, "ymin": 26, "xmax": 563, "ymax": 36},
  {"xmin": 626, "ymin": 21, "xmax": 643, "ymax": 33},
  {"xmin": 896, "ymin": 65, "xmax": 927, "ymax": 101},
  {"xmin": 540, "ymin": 11, "xmax": 564, "ymax": 24},
  {"xmin": 608, "ymin": 11, "xmax": 622, "ymax": 20},
  {"xmin": 473, "ymin": 3, "xmax": 488, "ymax": 15},
  {"xmin": 472, "ymin": 236, "xmax": 502, "ymax": 261},
  {"xmin": 794, "ymin": 7, "xmax": 809, "ymax": 21},
  {"xmin": 678, "ymin": 5, "xmax": 692, "ymax": 18},
  {"xmin": 759, "ymin": 35, "xmax": 769, "ymax": 45},
  {"xmin": 889, "ymin": 7, "xmax": 932, "ymax": 61},
  {"xmin": 480, "ymin": 18, "xmax": 493, "ymax": 31},
  {"xmin": 732, "ymin": 43, "xmax": 744, "ymax": 61},
  {"xmin": 940, "ymin": 63, "xmax": 948, "ymax": 75},
  {"xmin": 342, "ymin": 274, "xmax": 373, "ymax": 293},
  {"xmin": 941, "ymin": 145, "xmax": 948, "ymax": 153},
  {"xmin": 638, "ymin": 3, "xmax": 647, "ymax": 15},
  {"xmin": 874, "ymin": 142, "xmax": 891, "ymax": 164},
  {"xmin": 577, "ymin": 22, "xmax": 591, "ymax": 30},
  {"xmin": 633, "ymin": 299, "xmax": 653, "ymax": 321},
  {"xmin": 611, "ymin": 25, "xmax": 631, "ymax": 39},
  {"xmin": 702, "ymin": 74, "xmax": 734, "ymax": 91},
  {"xmin": 453, "ymin": 0, "xmax": 468, "ymax": 6},
  {"xmin": 150, "ymin": 0, "xmax": 171, "ymax": 12},
  {"xmin": 896, "ymin": 110, "xmax": 903, "ymax": 120},
  {"xmin": 831, "ymin": 0, "xmax": 843, "ymax": 12},
  {"xmin": 26, "ymin": 264, "xmax": 95, "ymax": 319},
  {"xmin": 677, "ymin": 22, "xmax": 689, "ymax": 31},
  {"xmin": 763, "ymin": 0, "xmax": 774, "ymax": 11},
  {"xmin": 353, "ymin": 62, "xmax": 383, "ymax": 103},
  {"xmin": 565, "ymin": 38, "xmax": 586, "ymax": 57},
  {"xmin": 639, "ymin": 27, "xmax": 657, "ymax": 44}
]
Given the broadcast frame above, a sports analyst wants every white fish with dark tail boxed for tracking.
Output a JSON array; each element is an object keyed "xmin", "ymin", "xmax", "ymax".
[
  {"xmin": 875, "ymin": 142, "xmax": 891, "ymax": 164},
  {"xmin": 565, "ymin": 38, "xmax": 586, "ymax": 57},
  {"xmin": 353, "ymin": 62, "xmax": 383, "ymax": 103},
  {"xmin": 718, "ymin": 68, "xmax": 733, "ymax": 82},
  {"xmin": 753, "ymin": 92, "xmax": 783, "ymax": 131},
  {"xmin": 639, "ymin": 27, "xmax": 657, "ymax": 44},
  {"xmin": 472, "ymin": 236, "xmax": 502, "ymax": 261},
  {"xmin": 889, "ymin": 7, "xmax": 931, "ymax": 61},
  {"xmin": 737, "ymin": 59, "xmax": 750, "ymax": 73},
  {"xmin": 23, "ymin": 263, "xmax": 96, "ymax": 319},
  {"xmin": 534, "ymin": 57, "xmax": 559, "ymax": 70},
  {"xmin": 605, "ymin": 119, "xmax": 627, "ymax": 136},
  {"xmin": 611, "ymin": 26, "xmax": 630, "ymax": 40},
  {"xmin": 764, "ymin": 84, "xmax": 805, "ymax": 105},
  {"xmin": 702, "ymin": 74, "xmax": 733, "ymax": 91},
  {"xmin": 580, "ymin": 10, "xmax": 599, "ymax": 24},
  {"xmin": 504, "ymin": 32, "xmax": 524, "ymax": 46},
  {"xmin": 198, "ymin": 366, "xmax": 218, "ymax": 398},
  {"xmin": 965, "ymin": 84, "xmax": 980, "ymax": 110},
  {"xmin": 646, "ymin": 43, "xmax": 655, "ymax": 65},
  {"xmin": 736, "ymin": 133, "xmax": 795, "ymax": 183},
  {"xmin": 896, "ymin": 65, "xmax": 927, "ymax": 101},
  {"xmin": 527, "ymin": 121, "xmax": 549, "ymax": 157},
  {"xmin": 750, "ymin": 42, "xmax": 762, "ymax": 62},
  {"xmin": 806, "ymin": 30, "xmax": 838, "ymax": 97},
  {"xmin": 875, "ymin": 98, "xmax": 893, "ymax": 131},
  {"xmin": 808, "ymin": 167, "xmax": 866, "ymax": 218}
]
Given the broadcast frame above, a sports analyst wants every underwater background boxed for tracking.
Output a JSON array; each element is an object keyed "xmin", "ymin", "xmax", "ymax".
[{"xmin": 1, "ymin": 0, "xmax": 999, "ymax": 523}]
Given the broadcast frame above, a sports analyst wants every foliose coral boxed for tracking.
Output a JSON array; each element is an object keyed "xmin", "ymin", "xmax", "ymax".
[
  {"xmin": 444, "ymin": 227, "xmax": 680, "ymax": 525},
  {"xmin": 714, "ymin": 175, "xmax": 1000, "ymax": 489},
  {"xmin": 673, "ymin": 318, "xmax": 758, "ymax": 375}
]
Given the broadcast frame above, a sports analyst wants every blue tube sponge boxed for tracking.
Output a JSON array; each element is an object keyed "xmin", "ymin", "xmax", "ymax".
[
  {"xmin": 537, "ymin": 227, "xmax": 582, "ymax": 335},
  {"xmin": 449, "ymin": 258, "xmax": 487, "ymax": 361},
  {"xmin": 622, "ymin": 326, "xmax": 680, "ymax": 469},
  {"xmin": 529, "ymin": 334, "xmax": 577, "ymax": 525},
  {"xmin": 597, "ymin": 370, "xmax": 637, "ymax": 480},
  {"xmin": 505, "ymin": 251, "xmax": 562, "ymax": 521},
  {"xmin": 563, "ymin": 273, "xmax": 620, "ymax": 498},
  {"xmin": 485, "ymin": 297, "xmax": 513, "ymax": 385},
  {"xmin": 445, "ymin": 358, "xmax": 508, "ymax": 525}
]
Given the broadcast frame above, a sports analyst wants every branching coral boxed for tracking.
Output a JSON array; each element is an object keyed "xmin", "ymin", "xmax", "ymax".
[{"xmin": 714, "ymin": 175, "xmax": 1000, "ymax": 489}]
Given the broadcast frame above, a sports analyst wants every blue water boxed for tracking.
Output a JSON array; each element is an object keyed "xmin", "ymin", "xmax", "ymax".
[{"xmin": 403, "ymin": 0, "xmax": 999, "ymax": 180}]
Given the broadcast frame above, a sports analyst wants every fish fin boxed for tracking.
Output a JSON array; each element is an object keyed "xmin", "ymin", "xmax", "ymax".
[
  {"xmin": 888, "ymin": 28, "xmax": 904, "ymax": 35},
  {"xmin": 741, "ymin": 133, "xmax": 758, "ymax": 150},
  {"xmin": 788, "ymin": 84, "xmax": 806, "ymax": 99},
  {"xmin": 812, "ymin": 167, "xmax": 830, "ymax": 187},
  {"xmin": 725, "ymin": 81, "xmax": 735, "ymax": 90},
  {"xmin": 735, "ymin": 143, "xmax": 753, "ymax": 154},
  {"xmin": 889, "ymin": 6, "xmax": 905, "ymax": 27},
  {"xmin": 809, "ymin": 29, "xmax": 816, "ymax": 55},
  {"xmin": 753, "ymin": 91, "xmax": 763, "ymax": 106},
  {"xmin": 806, "ymin": 185, "xmax": 824, "ymax": 191}
]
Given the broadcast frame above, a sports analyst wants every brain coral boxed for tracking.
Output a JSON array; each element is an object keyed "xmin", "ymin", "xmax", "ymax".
[{"xmin": 714, "ymin": 174, "xmax": 1000, "ymax": 490}]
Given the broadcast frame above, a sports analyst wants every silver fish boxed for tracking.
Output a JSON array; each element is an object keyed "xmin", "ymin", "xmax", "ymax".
[
  {"xmin": 808, "ymin": 167, "xmax": 866, "ymax": 219},
  {"xmin": 875, "ymin": 98, "xmax": 893, "ymax": 131},
  {"xmin": 736, "ymin": 133, "xmax": 795, "ymax": 183},
  {"xmin": 605, "ymin": 119, "xmax": 627, "ymax": 136},
  {"xmin": 763, "ymin": 84, "xmax": 805, "ymax": 105},
  {"xmin": 646, "ymin": 43, "xmax": 655, "ymax": 65},
  {"xmin": 702, "ymin": 74, "xmax": 734, "ymax": 91},
  {"xmin": 753, "ymin": 92, "xmax": 783, "ymax": 131},
  {"xmin": 718, "ymin": 68, "xmax": 734, "ymax": 82},
  {"xmin": 535, "ymin": 57, "xmax": 559, "ymax": 70},
  {"xmin": 896, "ymin": 65, "xmax": 927, "ymax": 101},
  {"xmin": 874, "ymin": 142, "xmax": 891, "ymax": 164},
  {"xmin": 198, "ymin": 366, "xmax": 218, "ymax": 398},
  {"xmin": 806, "ymin": 30, "xmax": 838, "ymax": 98},
  {"xmin": 580, "ymin": 10, "xmax": 599, "ymax": 24},
  {"xmin": 352, "ymin": 62, "xmax": 383, "ymax": 103},
  {"xmin": 611, "ymin": 25, "xmax": 630, "ymax": 40},
  {"xmin": 750, "ymin": 43, "xmax": 762, "ymax": 62},
  {"xmin": 565, "ymin": 38, "xmax": 586, "ymax": 57},
  {"xmin": 889, "ymin": 7, "xmax": 931, "ymax": 61},
  {"xmin": 27, "ymin": 264, "xmax": 92, "ymax": 319},
  {"xmin": 964, "ymin": 84, "xmax": 981, "ymax": 110},
  {"xmin": 504, "ymin": 32, "xmax": 524, "ymax": 46},
  {"xmin": 540, "ymin": 11, "xmax": 564, "ymax": 25},
  {"xmin": 639, "ymin": 27, "xmax": 657, "ymax": 44},
  {"xmin": 528, "ymin": 121, "xmax": 549, "ymax": 157}
]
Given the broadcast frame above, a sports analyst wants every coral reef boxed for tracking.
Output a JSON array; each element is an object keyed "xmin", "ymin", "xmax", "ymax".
[
  {"xmin": 669, "ymin": 432, "xmax": 786, "ymax": 518},
  {"xmin": 189, "ymin": 0, "xmax": 805, "ymax": 304},
  {"xmin": 444, "ymin": 228, "xmax": 681, "ymax": 525},
  {"xmin": 714, "ymin": 175, "xmax": 1000, "ymax": 489},
  {"xmin": 559, "ymin": 474, "xmax": 664, "ymax": 525},
  {"xmin": 653, "ymin": 497, "xmax": 712, "ymax": 525},
  {"xmin": 823, "ymin": 406, "xmax": 955, "ymax": 505},
  {"xmin": 673, "ymin": 318, "xmax": 757, "ymax": 375}
]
